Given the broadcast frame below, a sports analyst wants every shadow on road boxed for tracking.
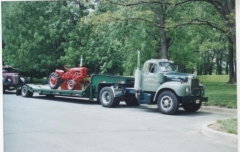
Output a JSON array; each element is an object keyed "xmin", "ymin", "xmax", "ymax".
[
  {"xmin": 8, "ymin": 93, "xmax": 213, "ymax": 116},
  {"xmin": 33, "ymin": 95, "xmax": 99, "ymax": 105},
  {"xmin": 3, "ymin": 91, "xmax": 16, "ymax": 95}
]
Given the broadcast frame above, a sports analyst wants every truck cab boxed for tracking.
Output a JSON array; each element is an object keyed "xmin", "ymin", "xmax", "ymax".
[{"xmin": 133, "ymin": 53, "xmax": 208, "ymax": 114}]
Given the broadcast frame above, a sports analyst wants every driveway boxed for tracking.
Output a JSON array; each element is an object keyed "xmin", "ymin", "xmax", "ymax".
[{"xmin": 3, "ymin": 92, "xmax": 237, "ymax": 152}]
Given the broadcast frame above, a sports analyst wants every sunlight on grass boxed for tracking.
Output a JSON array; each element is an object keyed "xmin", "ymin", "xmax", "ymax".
[
  {"xmin": 199, "ymin": 75, "xmax": 237, "ymax": 108},
  {"xmin": 217, "ymin": 118, "xmax": 238, "ymax": 135}
]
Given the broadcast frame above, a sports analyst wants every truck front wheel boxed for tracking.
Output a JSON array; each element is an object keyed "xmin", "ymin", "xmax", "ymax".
[
  {"xmin": 21, "ymin": 85, "xmax": 33, "ymax": 97},
  {"xmin": 157, "ymin": 91, "xmax": 179, "ymax": 115},
  {"xmin": 99, "ymin": 87, "xmax": 120, "ymax": 108},
  {"xmin": 182, "ymin": 102, "xmax": 202, "ymax": 112}
]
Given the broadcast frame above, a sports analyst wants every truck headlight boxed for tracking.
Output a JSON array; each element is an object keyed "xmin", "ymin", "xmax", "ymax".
[{"xmin": 186, "ymin": 87, "xmax": 190, "ymax": 94}]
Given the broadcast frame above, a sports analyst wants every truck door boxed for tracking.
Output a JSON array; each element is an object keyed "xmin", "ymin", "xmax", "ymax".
[{"xmin": 141, "ymin": 62, "xmax": 160, "ymax": 92}]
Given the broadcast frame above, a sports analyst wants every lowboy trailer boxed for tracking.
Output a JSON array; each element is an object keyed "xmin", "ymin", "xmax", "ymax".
[{"xmin": 16, "ymin": 51, "xmax": 208, "ymax": 115}]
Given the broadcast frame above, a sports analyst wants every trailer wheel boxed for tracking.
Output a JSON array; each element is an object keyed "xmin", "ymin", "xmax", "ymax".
[
  {"xmin": 21, "ymin": 85, "xmax": 33, "ymax": 97},
  {"xmin": 99, "ymin": 87, "xmax": 120, "ymax": 108},
  {"xmin": 182, "ymin": 102, "xmax": 202, "ymax": 112},
  {"xmin": 124, "ymin": 98, "xmax": 139, "ymax": 106},
  {"xmin": 157, "ymin": 91, "xmax": 179, "ymax": 115},
  {"xmin": 49, "ymin": 72, "xmax": 61, "ymax": 89},
  {"xmin": 67, "ymin": 80, "xmax": 76, "ymax": 90}
]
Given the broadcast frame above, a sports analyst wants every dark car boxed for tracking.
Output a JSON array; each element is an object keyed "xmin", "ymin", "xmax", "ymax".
[{"xmin": 2, "ymin": 65, "xmax": 21, "ymax": 93}]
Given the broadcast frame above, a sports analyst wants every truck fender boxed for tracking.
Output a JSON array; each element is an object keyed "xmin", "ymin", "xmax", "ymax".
[{"xmin": 153, "ymin": 81, "xmax": 188, "ymax": 101}]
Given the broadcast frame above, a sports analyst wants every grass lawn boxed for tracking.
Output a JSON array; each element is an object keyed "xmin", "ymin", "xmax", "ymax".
[
  {"xmin": 199, "ymin": 75, "xmax": 237, "ymax": 109},
  {"xmin": 217, "ymin": 118, "xmax": 238, "ymax": 135}
]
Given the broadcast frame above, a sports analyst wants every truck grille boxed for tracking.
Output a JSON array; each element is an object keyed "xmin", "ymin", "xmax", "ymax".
[
  {"xmin": 12, "ymin": 74, "xmax": 19, "ymax": 85},
  {"xmin": 191, "ymin": 79, "xmax": 202, "ymax": 96}
]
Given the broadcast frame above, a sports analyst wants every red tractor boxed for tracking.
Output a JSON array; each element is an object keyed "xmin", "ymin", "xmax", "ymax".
[{"xmin": 48, "ymin": 56, "xmax": 89, "ymax": 90}]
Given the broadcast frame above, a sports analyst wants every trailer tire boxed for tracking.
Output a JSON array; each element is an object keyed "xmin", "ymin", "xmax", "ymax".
[
  {"xmin": 49, "ymin": 72, "xmax": 61, "ymax": 89},
  {"xmin": 182, "ymin": 102, "xmax": 202, "ymax": 112},
  {"xmin": 21, "ymin": 85, "xmax": 33, "ymax": 97},
  {"xmin": 125, "ymin": 98, "xmax": 139, "ymax": 106},
  {"xmin": 99, "ymin": 87, "xmax": 120, "ymax": 108},
  {"xmin": 157, "ymin": 91, "xmax": 179, "ymax": 115}
]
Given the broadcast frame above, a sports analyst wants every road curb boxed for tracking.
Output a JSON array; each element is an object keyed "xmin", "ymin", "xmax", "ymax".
[
  {"xmin": 201, "ymin": 123, "xmax": 238, "ymax": 144},
  {"xmin": 200, "ymin": 106, "xmax": 237, "ymax": 114}
]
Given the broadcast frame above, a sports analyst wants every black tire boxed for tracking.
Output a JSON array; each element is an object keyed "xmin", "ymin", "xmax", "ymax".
[
  {"xmin": 67, "ymin": 80, "xmax": 76, "ymax": 90},
  {"xmin": 21, "ymin": 85, "xmax": 33, "ymax": 97},
  {"xmin": 3, "ymin": 85, "xmax": 6, "ymax": 94},
  {"xmin": 124, "ymin": 97, "xmax": 139, "ymax": 106},
  {"xmin": 16, "ymin": 89, "xmax": 21, "ymax": 95},
  {"xmin": 48, "ymin": 72, "xmax": 61, "ymax": 89},
  {"xmin": 99, "ymin": 87, "xmax": 120, "ymax": 108},
  {"xmin": 157, "ymin": 91, "xmax": 179, "ymax": 115},
  {"xmin": 182, "ymin": 102, "xmax": 202, "ymax": 112}
]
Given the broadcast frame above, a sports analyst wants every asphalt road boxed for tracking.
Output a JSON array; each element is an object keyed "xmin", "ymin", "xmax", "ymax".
[{"xmin": 3, "ymin": 91, "xmax": 237, "ymax": 152}]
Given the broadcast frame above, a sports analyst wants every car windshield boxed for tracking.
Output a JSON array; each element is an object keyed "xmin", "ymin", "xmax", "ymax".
[
  {"xmin": 159, "ymin": 62, "xmax": 178, "ymax": 72},
  {"xmin": 3, "ymin": 68, "xmax": 14, "ymax": 73}
]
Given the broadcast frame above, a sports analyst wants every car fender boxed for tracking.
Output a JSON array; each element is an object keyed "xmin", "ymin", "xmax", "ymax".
[{"xmin": 153, "ymin": 81, "xmax": 188, "ymax": 101}]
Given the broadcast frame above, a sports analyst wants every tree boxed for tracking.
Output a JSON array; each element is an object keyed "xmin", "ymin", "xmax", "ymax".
[
  {"xmin": 2, "ymin": 1, "xmax": 92, "ymax": 81},
  {"xmin": 174, "ymin": 0, "xmax": 235, "ymax": 83}
]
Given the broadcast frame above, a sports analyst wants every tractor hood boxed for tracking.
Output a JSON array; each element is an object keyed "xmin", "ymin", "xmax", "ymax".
[{"xmin": 164, "ymin": 72, "xmax": 192, "ymax": 82}]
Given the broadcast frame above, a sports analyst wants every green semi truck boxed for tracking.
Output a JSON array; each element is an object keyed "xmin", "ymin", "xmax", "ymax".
[{"xmin": 16, "ymin": 51, "xmax": 208, "ymax": 115}]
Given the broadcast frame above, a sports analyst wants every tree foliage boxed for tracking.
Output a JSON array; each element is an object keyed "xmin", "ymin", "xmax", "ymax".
[{"xmin": 2, "ymin": 0, "xmax": 236, "ymax": 83}]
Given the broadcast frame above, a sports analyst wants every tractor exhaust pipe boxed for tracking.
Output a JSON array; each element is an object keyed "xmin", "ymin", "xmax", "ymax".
[{"xmin": 79, "ymin": 55, "xmax": 83, "ymax": 67}]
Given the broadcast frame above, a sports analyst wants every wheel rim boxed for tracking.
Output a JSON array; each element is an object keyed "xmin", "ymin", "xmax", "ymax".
[
  {"xmin": 68, "ymin": 81, "xmax": 75, "ymax": 90},
  {"xmin": 160, "ymin": 95, "xmax": 173, "ymax": 110},
  {"xmin": 50, "ymin": 76, "xmax": 56, "ymax": 86},
  {"xmin": 101, "ymin": 91, "xmax": 111, "ymax": 104}
]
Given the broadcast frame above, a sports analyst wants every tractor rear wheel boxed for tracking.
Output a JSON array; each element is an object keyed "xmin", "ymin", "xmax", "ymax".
[{"xmin": 49, "ymin": 72, "xmax": 61, "ymax": 89}]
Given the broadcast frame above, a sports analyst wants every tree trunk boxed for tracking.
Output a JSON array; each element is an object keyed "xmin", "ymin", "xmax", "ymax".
[
  {"xmin": 227, "ymin": 39, "xmax": 235, "ymax": 84},
  {"xmin": 158, "ymin": 0, "xmax": 168, "ymax": 59}
]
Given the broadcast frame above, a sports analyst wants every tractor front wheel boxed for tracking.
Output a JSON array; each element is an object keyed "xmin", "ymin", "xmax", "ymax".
[{"xmin": 49, "ymin": 72, "xmax": 61, "ymax": 89}]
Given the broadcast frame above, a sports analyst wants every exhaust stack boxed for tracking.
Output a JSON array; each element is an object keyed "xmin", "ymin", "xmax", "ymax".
[
  {"xmin": 134, "ymin": 50, "xmax": 141, "ymax": 96},
  {"xmin": 79, "ymin": 55, "xmax": 83, "ymax": 67}
]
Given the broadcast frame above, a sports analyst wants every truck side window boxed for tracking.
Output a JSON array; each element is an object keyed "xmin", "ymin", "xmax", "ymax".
[{"xmin": 149, "ymin": 63, "xmax": 158, "ymax": 73}]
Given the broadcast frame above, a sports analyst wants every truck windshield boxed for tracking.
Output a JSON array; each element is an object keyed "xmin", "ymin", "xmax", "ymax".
[{"xmin": 159, "ymin": 62, "xmax": 178, "ymax": 72}]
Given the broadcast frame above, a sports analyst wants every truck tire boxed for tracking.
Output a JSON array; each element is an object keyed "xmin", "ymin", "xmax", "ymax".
[
  {"xmin": 3, "ymin": 85, "xmax": 6, "ymax": 94},
  {"xmin": 99, "ymin": 87, "xmax": 120, "ymax": 108},
  {"xmin": 16, "ymin": 89, "xmax": 21, "ymax": 95},
  {"xmin": 182, "ymin": 102, "xmax": 202, "ymax": 112},
  {"xmin": 125, "ymin": 98, "xmax": 139, "ymax": 106},
  {"xmin": 49, "ymin": 72, "xmax": 61, "ymax": 89},
  {"xmin": 21, "ymin": 85, "xmax": 33, "ymax": 97},
  {"xmin": 157, "ymin": 91, "xmax": 179, "ymax": 115}
]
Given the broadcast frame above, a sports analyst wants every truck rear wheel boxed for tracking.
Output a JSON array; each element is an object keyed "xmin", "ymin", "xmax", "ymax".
[
  {"xmin": 182, "ymin": 102, "xmax": 202, "ymax": 112},
  {"xmin": 99, "ymin": 87, "xmax": 120, "ymax": 108},
  {"xmin": 21, "ymin": 85, "xmax": 33, "ymax": 97},
  {"xmin": 49, "ymin": 72, "xmax": 61, "ymax": 89},
  {"xmin": 157, "ymin": 91, "xmax": 179, "ymax": 115}
]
